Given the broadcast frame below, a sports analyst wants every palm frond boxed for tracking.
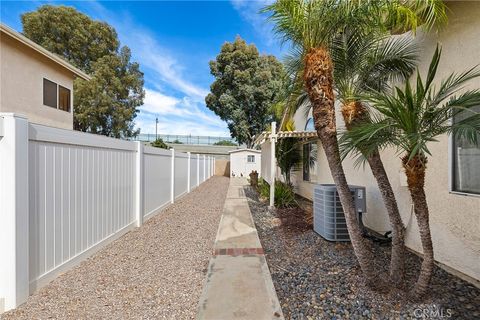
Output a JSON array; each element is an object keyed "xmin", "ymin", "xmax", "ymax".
[
  {"xmin": 384, "ymin": 0, "xmax": 448, "ymax": 34},
  {"xmin": 360, "ymin": 35, "xmax": 418, "ymax": 93},
  {"xmin": 353, "ymin": 45, "xmax": 480, "ymax": 162},
  {"xmin": 450, "ymin": 113, "xmax": 480, "ymax": 145},
  {"xmin": 428, "ymin": 65, "xmax": 480, "ymax": 107},
  {"xmin": 340, "ymin": 113, "xmax": 398, "ymax": 158}
]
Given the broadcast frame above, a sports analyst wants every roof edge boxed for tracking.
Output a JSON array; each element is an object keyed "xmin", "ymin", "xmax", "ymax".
[
  {"xmin": 1, "ymin": 23, "xmax": 91, "ymax": 81},
  {"xmin": 229, "ymin": 148, "xmax": 262, "ymax": 154}
]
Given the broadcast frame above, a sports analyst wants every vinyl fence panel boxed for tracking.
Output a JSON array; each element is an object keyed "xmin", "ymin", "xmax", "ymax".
[
  {"xmin": 174, "ymin": 152, "xmax": 189, "ymax": 198},
  {"xmin": 143, "ymin": 146, "xmax": 172, "ymax": 219},
  {"xmin": 201, "ymin": 156, "xmax": 206, "ymax": 183},
  {"xmin": 28, "ymin": 124, "xmax": 136, "ymax": 290},
  {"xmin": 190, "ymin": 154, "xmax": 198, "ymax": 190},
  {"xmin": 0, "ymin": 113, "xmax": 215, "ymax": 311}
]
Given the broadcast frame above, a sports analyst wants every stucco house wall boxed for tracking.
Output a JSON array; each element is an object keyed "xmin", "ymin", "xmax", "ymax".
[
  {"xmin": 230, "ymin": 149, "xmax": 261, "ymax": 177},
  {"xmin": 0, "ymin": 24, "xmax": 88, "ymax": 130},
  {"xmin": 267, "ymin": 2, "xmax": 480, "ymax": 283}
]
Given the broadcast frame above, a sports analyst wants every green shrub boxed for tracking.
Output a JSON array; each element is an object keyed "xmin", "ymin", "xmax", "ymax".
[
  {"xmin": 214, "ymin": 140, "xmax": 237, "ymax": 146},
  {"xmin": 257, "ymin": 178, "xmax": 297, "ymax": 208},
  {"xmin": 274, "ymin": 181, "xmax": 297, "ymax": 208},
  {"xmin": 151, "ymin": 138, "xmax": 168, "ymax": 149},
  {"xmin": 258, "ymin": 178, "xmax": 270, "ymax": 199}
]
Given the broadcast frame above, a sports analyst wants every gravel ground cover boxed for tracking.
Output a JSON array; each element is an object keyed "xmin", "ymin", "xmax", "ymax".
[
  {"xmin": 245, "ymin": 186, "xmax": 480, "ymax": 320},
  {"xmin": 2, "ymin": 176, "xmax": 229, "ymax": 320}
]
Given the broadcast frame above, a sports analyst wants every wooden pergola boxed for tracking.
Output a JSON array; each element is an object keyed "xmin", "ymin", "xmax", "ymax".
[{"xmin": 253, "ymin": 123, "xmax": 317, "ymax": 208}]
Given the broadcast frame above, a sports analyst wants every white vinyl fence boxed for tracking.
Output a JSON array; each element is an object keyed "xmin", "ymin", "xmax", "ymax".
[{"xmin": 0, "ymin": 114, "xmax": 215, "ymax": 312}]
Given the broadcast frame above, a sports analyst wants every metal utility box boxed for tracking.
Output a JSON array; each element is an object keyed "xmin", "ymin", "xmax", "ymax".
[{"xmin": 313, "ymin": 184, "xmax": 366, "ymax": 241}]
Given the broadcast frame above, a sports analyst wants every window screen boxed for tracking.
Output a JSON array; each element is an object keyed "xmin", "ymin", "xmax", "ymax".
[
  {"xmin": 452, "ymin": 105, "xmax": 480, "ymax": 194},
  {"xmin": 58, "ymin": 86, "xmax": 71, "ymax": 112},
  {"xmin": 43, "ymin": 78, "xmax": 57, "ymax": 108}
]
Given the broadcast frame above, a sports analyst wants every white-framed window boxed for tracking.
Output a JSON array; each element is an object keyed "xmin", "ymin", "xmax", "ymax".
[
  {"xmin": 247, "ymin": 155, "xmax": 255, "ymax": 163},
  {"xmin": 43, "ymin": 78, "xmax": 71, "ymax": 112},
  {"xmin": 452, "ymin": 106, "xmax": 480, "ymax": 195}
]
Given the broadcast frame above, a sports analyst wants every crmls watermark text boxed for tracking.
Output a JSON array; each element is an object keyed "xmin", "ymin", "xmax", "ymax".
[{"xmin": 413, "ymin": 306, "xmax": 453, "ymax": 318}]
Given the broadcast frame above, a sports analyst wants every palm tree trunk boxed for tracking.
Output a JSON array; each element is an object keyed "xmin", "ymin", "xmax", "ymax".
[
  {"xmin": 341, "ymin": 100, "xmax": 406, "ymax": 286},
  {"xmin": 367, "ymin": 151, "xmax": 406, "ymax": 286},
  {"xmin": 304, "ymin": 47, "xmax": 379, "ymax": 287},
  {"xmin": 403, "ymin": 154, "xmax": 434, "ymax": 299}
]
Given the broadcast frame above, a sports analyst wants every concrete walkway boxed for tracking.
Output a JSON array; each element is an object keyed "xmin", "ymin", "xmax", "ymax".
[{"xmin": 197, "ymin": 178, "xmax": 284, "ymax": 320}]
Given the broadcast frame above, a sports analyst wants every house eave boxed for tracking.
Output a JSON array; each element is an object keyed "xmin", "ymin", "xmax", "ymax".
[{"xmin": 1, "ymin": 23, "xmax": 91, "ymax": 81}]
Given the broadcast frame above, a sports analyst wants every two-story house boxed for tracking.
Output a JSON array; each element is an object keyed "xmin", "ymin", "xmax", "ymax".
[{"xmin": 0, "ymin": 23, "xmax": 90, "ymax": 129}]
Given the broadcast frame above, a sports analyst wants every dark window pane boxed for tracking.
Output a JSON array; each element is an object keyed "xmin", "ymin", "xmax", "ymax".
[
  {"xmin": 452, "ymin": 105, "xmax": 480, "ymax": 194},
  {"xmin": 303, "ymin": 142, "xmax": 317, "ymax": 182},
  {"xmin": 303, "ymin": 143, "xmax": 310, "ymax": 181},
  {"xmin": 58, "ymin": 86, "xmax": 71, "ymax": 112},
  {"xmin": 247, "ymin": 155, "xmax": 255, "ymax": 163},
  {"xmin": 43, "ymin": 78, "xmax": 57, "ymax": 108}
]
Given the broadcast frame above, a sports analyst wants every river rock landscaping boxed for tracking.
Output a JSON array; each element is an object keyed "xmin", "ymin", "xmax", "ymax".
[{"xmin": 244, "ymin": 186, "xmax": 480, "ymax": 320}]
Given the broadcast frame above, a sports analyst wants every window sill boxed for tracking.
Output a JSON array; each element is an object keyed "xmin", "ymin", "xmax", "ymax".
[{"xmin": 449, "ymin": 191, "xmax": 480, "ymax": 198}]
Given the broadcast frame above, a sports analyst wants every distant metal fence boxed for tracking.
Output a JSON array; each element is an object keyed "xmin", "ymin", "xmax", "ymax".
[{"xmin": 136, "ymin": 133, "xmax": 237, "ymax": 145}]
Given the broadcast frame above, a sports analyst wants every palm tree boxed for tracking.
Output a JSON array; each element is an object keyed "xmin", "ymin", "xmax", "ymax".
[
  {"xmin": 270, "ymin": 0, "xmax": 447, "ymax": 287},
  {"xmin": 264, "ymin": 0, "xmax": 384, "ymax": 286},
  {"xmin": 276, "ymin": 137, "xmax": 302, "ymax": 185},
  {"xmin": 332, "ymin": 30, "xmax": 418, "ymax": 286},
  {"xmin": 283, "ymin": 32, "xmax": 419, "ymax": 285},
  {"xmin": 344, "ymin": 46, "xmax": 480, "ymax": 298}
]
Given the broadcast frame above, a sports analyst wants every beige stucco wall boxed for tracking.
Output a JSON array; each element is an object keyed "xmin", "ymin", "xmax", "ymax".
[
  {"xmin": 1, "ymin": 31, "xmax": 75, "ymax": 129},
  {"xmin": 287, "ymin": 2, "xmax": 480, "ymax": 281},
  {"xmin": 215, "ymin": 159, "xmax": 230, "ymax": 177}
]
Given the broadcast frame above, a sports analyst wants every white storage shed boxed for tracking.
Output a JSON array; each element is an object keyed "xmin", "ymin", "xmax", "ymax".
[{"xmin": 229, "ymin": 149, "xmax": 261, "ymax": 177}]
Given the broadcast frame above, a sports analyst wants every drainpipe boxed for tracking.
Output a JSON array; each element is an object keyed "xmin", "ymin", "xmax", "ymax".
[{"xmin": 269, "ymin": 122, "xmax": 277, "ymax": 208}]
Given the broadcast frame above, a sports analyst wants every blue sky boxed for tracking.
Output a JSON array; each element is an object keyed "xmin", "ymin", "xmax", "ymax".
[{"xmin": 0, "ymin": 0, "xmax": 285, "ymax": 137}]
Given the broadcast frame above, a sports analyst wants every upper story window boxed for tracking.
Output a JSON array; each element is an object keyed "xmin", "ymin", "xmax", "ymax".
[
  {"xmin": 452, "ymin": 105, "xmax": 480, "ymax": 195},
  {"xmin": 305, "ymin": 117, "xmax": 315, "ymax": 131},
  {"xmin": 43, "ymin": 78, "xmax": 57, "ymax": 108},
  {"xmin": 247, "ymin": 155, "xmax": 255, "ymax": 163},
  {"xmin": 58, "ymin": 86, "xmax": 71, "ymax": 112},
  {"xmin": 43, "ymin": 78, "xmax": 71, "ymax": 112}
]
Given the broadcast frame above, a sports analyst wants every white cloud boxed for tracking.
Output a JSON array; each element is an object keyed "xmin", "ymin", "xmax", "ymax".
[
  {"xmin": 75, "ymin": 1, "xmax": 230, "ymax": 137},
  {"xmin": 137, "ymin": 88, "xmax": 228, "ymax": 135},
  {"xmin": 231, "ymin": 0, "xmax": 277, "ymax": 46},
  {"xmin": 139, "ymin": 89, "xmax": 180, "ymax": 115},
  {"xmin": 131, "ymin": 32, "xmax": 209, "ymax": 100},
  {"xmin": 135, "ymin": 114, "xmax": 229, "ymax": 137},
  {"xmin": 140, "ymin": 88, "xmax": 224, "ymax": 124}
]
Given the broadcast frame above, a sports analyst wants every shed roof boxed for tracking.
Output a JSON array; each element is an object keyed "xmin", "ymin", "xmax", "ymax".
[
  {"xmin": 229, "ymin": 148, "xmax": 262, "ymax": 154},
  {"xmin": 1, "ymin": 23, "xmax": 91, "ymax": 81}
]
